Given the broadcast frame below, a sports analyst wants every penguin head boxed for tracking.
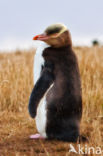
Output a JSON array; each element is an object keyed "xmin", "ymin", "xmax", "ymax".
[{"xmin": 33, "ymin": 23, "xmax": 72, "ymax": 48}]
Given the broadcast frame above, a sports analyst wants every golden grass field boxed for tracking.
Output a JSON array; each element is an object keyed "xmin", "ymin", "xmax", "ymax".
[{"xmin": 0, "ymin": 46, "xmax": 103, "ymax": 156}]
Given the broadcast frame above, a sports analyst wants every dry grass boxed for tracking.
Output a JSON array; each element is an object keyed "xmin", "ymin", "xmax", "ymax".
[{"xmin": 0, "ymin": 46, "xmax": 103, "ymax": 156}]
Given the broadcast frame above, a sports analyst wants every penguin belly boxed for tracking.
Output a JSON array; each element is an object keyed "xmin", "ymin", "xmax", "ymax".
[
  {"xmin": 33, "ymin": 43, "xmax": 50, "ymax": 138},
  {"xmin": 35, "ymin": 95, "xmax": 47, "ymax": 138},
  {"xmin": 35, "ymin": 83, "xmax": 53, "ymax": 138}
]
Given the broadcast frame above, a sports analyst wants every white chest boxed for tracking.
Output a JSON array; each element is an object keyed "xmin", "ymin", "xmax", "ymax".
[
  {"xmin": 33, "ymin": 42, "xmax": 50, "ymax": 137},
  {"xmin": 33, "ymin": 42, "xmax": 50, "ymax": 84}
]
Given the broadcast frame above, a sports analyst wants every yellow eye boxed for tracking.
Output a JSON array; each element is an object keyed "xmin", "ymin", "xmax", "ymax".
[{"xmin": 50, "ymin": 33, "xmax": 59, "ymax": 38}]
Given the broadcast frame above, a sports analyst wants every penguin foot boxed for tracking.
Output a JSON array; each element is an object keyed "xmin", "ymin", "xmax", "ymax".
[{"xmin": 30, "ymin": 133, "xmax": 44, "ymax": 139}]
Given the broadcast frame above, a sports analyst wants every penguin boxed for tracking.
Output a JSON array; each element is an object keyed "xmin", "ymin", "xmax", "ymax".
[{"xmin": 28, "ymin": 23, "xmax": 83, "ymax": 142}]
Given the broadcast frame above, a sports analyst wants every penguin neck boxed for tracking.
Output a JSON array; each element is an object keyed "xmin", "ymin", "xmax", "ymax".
[
  {"xmin": 36, "ymin": 42, "xmax": 50, "ymax": 55},
  {"xmin": 43, "ymin": 45, "xmax": 72, "ymax": 56},
  {"xmin": 42, "ymin": 45, "xmax": 73, "ymax": 64}
]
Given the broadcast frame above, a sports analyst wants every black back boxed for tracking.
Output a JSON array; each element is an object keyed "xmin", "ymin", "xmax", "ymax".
[{"xmin": 43, "ymin": 46, "xmax": 82, "ymax": 142}]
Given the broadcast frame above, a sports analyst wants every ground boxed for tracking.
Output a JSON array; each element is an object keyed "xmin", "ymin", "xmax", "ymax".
[{"xmin": 0, "ymin": 47, "xmax": 103, "ymax": 156}]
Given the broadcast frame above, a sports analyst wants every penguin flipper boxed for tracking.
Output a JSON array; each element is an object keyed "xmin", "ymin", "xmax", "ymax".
[{"xmin": 28, "ymin": 68, "xmax": 54, "ymax": 118}]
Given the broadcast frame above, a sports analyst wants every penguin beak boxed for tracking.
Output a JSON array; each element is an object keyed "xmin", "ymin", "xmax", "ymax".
[{"xmin": 33, "ymin": 33, "xmax": 50, "ymax": 41}]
